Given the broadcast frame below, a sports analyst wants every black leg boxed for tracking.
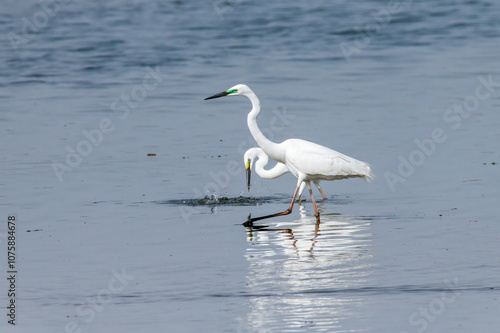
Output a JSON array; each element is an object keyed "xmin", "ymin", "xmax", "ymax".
[{"xmin": 243, "ymin": 184, "xmax": 301, "ymax": 225}]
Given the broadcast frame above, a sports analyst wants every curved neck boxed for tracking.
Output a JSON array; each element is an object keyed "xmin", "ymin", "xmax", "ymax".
[
  {"xmin": 255, "ymin": 155, "xmax": 289, "ymax": 179},
  {"xmin": 246, "ymin": 93, "xmax": 284, "ymax": 163}
]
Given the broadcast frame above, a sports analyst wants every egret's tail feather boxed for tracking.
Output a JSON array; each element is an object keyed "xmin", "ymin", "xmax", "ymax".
[{"xmin": 363, "ymin": 163, "xmax": 375, "ymax": 182}]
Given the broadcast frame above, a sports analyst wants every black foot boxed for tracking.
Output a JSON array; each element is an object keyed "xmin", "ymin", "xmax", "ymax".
[{"xmin": 243, "ymin": 220, "xmax": 254, "ymax": 228}]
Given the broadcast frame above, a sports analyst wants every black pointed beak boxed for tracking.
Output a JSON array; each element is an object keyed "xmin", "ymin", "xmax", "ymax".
[
  {"xmin": 246, "ymin": 165, "xmax": 251, "ymax": 191},
  {"xmin": 204, "ymin": 91, "xmax": 229, "ymax": 100}
]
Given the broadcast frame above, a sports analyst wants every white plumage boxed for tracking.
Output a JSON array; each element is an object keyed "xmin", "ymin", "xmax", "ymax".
[
  {"xmin": 244, "ymin": 147, "xmax": 327, "ymax": 201},
  {"xmin": 206, "ymin": 84, "xmax": 373, "ymax": 222}
]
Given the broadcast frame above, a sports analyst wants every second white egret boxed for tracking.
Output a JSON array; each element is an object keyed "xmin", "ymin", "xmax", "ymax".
[{"xmin": 244, "ymin": 147, "xmax": 327, "ymax": 201}]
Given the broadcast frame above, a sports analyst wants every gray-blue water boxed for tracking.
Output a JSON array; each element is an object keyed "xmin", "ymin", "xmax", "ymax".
[{"xmin": 1, "ymin": 1, "xmax": 500, "ymax": 332}]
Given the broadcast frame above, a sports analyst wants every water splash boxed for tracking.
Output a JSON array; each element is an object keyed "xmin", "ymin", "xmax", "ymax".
[{"xmin": 158, "ymin": 195, "xmax": 280, "ymax": 207}]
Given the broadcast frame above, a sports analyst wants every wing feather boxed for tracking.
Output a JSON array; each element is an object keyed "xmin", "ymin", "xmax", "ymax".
[{"xmin": 285, "ymin": 139, "xmax": 372, "ymax": 181}]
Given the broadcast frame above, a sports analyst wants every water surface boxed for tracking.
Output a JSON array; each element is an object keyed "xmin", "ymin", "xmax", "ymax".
[{"xmin": 1, "ymin": 0, "xmax": 500, "ymax": 332}]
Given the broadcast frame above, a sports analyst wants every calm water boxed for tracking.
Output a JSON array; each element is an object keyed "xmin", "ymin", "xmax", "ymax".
[{"xmin": 1, "ymin": 1, "xmax": 500, "ymax": 332}]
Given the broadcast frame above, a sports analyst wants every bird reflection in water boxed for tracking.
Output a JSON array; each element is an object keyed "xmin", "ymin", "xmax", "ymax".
[
  {"xmin": 240, "ymin": 204, "xmax": 373, "ymax": 332},
  {"xmin": 244, "ymin": 204, "xmax": 328, "ymax": 256}
]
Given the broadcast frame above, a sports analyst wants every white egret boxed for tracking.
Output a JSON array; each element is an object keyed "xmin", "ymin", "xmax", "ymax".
[
  {"xmin": 205, "ymin": 84, "xmax": 373, "ymax": 222},
  {"xmin": 244, "ymin": 147, "xmax": 327, "ymax": 201}
]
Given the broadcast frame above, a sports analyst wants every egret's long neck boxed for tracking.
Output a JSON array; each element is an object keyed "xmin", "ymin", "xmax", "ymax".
[
  {"xmin": 246, "ymin": 92, "xmax": 285, "ymax": 163},
  {"xmin": 255, "ymin": 153, "xmax": 289, "ymax": 179}
]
